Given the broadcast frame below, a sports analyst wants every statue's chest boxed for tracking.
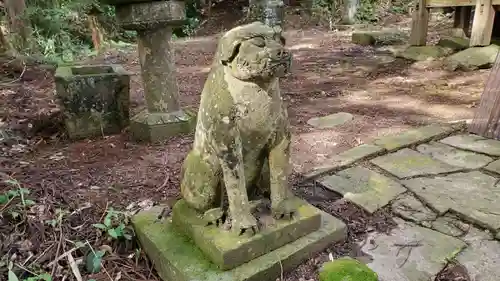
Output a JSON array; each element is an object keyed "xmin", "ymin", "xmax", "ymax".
[{"xmin": 233, "ymin": 89, "xmax": 281, "ymax": 136}]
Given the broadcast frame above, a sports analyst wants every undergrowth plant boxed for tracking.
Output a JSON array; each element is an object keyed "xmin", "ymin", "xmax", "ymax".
[
  {"xmin": 0, "ymin": 179, "xmax": 36, "ymax": 219},
  {"xmin": 92, "ymin": 207, "xmax": 135, "ymax": 241}
]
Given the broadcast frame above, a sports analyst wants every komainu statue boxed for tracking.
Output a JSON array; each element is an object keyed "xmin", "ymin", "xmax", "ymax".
[{"xmin": 180, "ymin": 21, "xmax": 294, "ymax": 235}]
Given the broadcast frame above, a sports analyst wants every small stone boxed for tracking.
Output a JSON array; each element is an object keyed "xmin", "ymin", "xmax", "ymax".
[
  {"xmin": 416, "ymin": 141, "xmax": 493, "ymax": 169},
  {"xmin": 319, "ymin": 166, "xmax": 406, "ymax": 213},
  {"xmin": 361, "ymin": 219, "xmax": 466, "ymax": 281},
  {"xmin": 397, "ymin": 46, "xmax": 453, "ymax": 61},
  {"xmin": 440, "ymin": 134, "xmax": 500, "ymax": 156},
  {"xmin": 307, "ymin": 112, "xmax": 354, "ymax": 129},
  {"xmin": 444, "ymin": 44, "xmax": 500, "ymax": 71},
  {"xmin": 351, "ymin": 30, "xmax": 408, "ymax": 46},
  {"xmin": 305, "ymin": 144, "xmax": 385, "ymax": 179},
  {"xmin": 319, "ymin": 257, "xmax": 378, "ymax": 281},
  {"xmin": 402, "ymin": 171, "xmax": 500, "ymax": 231},
  {"xmin": 391, "ymin": 193, "xmax": 437, "ymax": 224},
  {"xmin": 371, "ymin": 148, "xmax": 463, "ymax": 179},
  {"xmin": 437, "ymin": 37, "xmax": 469, "ymax": 51},
  {"xmin": 373, "ymin": 124, "xmax": 458, "ymax": 152}
]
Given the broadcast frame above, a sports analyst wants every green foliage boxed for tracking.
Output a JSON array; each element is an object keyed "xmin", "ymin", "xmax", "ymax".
[
  {"xmin": 7, "ymin": 262, "xmax": 51, "ymax": 281},
  {"xmin": 355, "ymin": 0, "xmax": 381, "ymax": 23},
  {"xmin": 92, "ymin": 207, "xmax": 135, "ymax": 241},
  {"xmin": 1, "ymin": 179, "xmax": 36, "ymax": 220},
  {"xmin": 319, "ymin": 257, "xmax": 378, "ymax": 281}
]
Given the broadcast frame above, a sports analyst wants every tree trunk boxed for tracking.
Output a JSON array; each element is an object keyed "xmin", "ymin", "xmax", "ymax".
[{"xmin": 4, "ymin": 0, "xmax": 32, "ymax": 51}]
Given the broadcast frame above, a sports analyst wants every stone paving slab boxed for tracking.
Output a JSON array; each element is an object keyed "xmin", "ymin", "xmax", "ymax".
[
  {"xmin": 416, "ymin": 142, "xmax": 493, "ymax": 169},
  {"xmin": 372, "ymin": 124, "xmax": 458, "ymax": 152},
  {"xmin": 307, "ymin": 112, "xmax": 354, "ymax": 129},
  {"xmin": 402, "ymin": 171, "xmax": 500, "ymax": 231},
  {"xmin": 319, "ymin": 166, "xmax": 406, "ymax": 213},
  {"xmin": 391, "ymin": 194, "xmax": 470, "ymax": 237},
  {"xmin": 360, "ymin": 219, "xmax": 466, "ymax": 281},
  {"xmin": 440, "ymin": 134, "xmax": 500, "ymax": 156},
  {"xmin": 305, "ymin": 144, "xmax": 385, "ymax": 179},
  {"xmin": 483, "ymin": 159, "xmax": 500, "ymax": 174},
  {"xmin": 457, "ymin": 228, "xmax": 500, "ymax": 281},
  {"xmin": 132, "ymin": 206, "xmax": 347, "ymax": 281},
  {"xmin": 371, "ymin": 148, "xmax": 464, "ymax": 179}
]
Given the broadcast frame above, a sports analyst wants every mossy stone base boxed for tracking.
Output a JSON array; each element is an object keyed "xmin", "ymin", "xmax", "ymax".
[
  {"xmin": 319, "ymin": 257, "xmax": 378, "ymax": 281},
  {"xmin": 129, "ymin": 109, "xmax": 196, "ymax": 143},
  {"xmin": 132, "ymin": 206, "xmax": 347, "ymax": 281},
  {"xmin": 54, "ymin": 64, "xmax": 131, "ymax": 140},
  {"xmin": 172, "ymin": 197, "xmax": 322, "ymax": 270}
]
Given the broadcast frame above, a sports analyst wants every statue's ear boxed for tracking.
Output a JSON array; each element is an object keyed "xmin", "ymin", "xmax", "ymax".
[{"xmin": 219, "ymin": 40, "xmax": 242, "ymax": 66}]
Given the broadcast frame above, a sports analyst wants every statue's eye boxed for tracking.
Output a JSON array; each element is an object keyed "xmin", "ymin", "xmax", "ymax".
[{"xmin": 251, "ymin": 37, "xmax": 266, "ymax": 47}]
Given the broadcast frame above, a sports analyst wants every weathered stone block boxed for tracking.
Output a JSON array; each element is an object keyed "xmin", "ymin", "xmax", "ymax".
[
  {"xmin": 54, "ymin": 64, "xmax": 131, "ymax": 140},
  {"xmin": 484, "ymin": 159, "xmax": 500, "ymax": 174},
  {"xmin": 305, "ymin": 144, "xmax": 385, "ymax": 179},
  {"xmin": 132, "ymin": 206, "xmax": 347, "ymax": 281},
  {"xmin": 373, "ymin": 124, "xmax": 458, "ymax": 152},
  {"xmin": 319, "ymin": 166, "xmax": 406, "ymax": 213},
  {"xmin": 458, "ymin": 228, "xmax": 500, "ymax": 281},
  {"xmin": 397, "ymin": 46, "xmax": 453, "ymax": 61},
  {"xmin": 171, "ymin": 197, "xmax": 322, "ymax": 270},
  {"xmin": 416, "ymin": 141, "xmax": 493, "ymax": 169},
  {"xmin": 371, "ymin": 148, "xmax": 464, "ymax": 179},
  {"xmin": 444, "ymin": 44, "xmax": 500, "ymax": 71},
  {"xmin": 115, "ymin": 0, "xmax": 186, "ymax": 30},
  {"xmin": 440, "ymin": 134, "xmax": 500, "ymax": 156},
  {"xmin": 130, "ymin": 109, "xmax": 196, "ymax": 143},
  {"xmin": 437, "ymin": 36, "xmax": 470, "ymax": 51}
]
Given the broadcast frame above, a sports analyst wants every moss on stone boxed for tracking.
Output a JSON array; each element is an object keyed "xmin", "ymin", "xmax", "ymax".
[{"xmin": 319, "ymin": 257, "xmax": 378, "ymax": 281}]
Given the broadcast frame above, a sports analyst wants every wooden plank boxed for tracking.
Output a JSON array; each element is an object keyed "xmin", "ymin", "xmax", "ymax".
[
  {"xmin": 452, "ymin": 6, "xmax": 472, "ymax": 37},
  {"xmin": 468, "ymin": 51, "xmax": 500, "ymax": 139},
  {"xmin": 470, "ymin": 0, "xmax": 495, "ymax": 46},
  {"xmin": 409, "ymin": 0, "xmax": 429, "ymax": 46},
  {"xmin": 426, "ymin": 0, "xmax": 500, "ymax": 7}
]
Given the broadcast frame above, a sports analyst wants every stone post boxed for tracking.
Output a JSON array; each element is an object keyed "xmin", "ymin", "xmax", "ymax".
[{"xmin": 102, "ymin": 0, "xmax": 195, "ymax": 143}]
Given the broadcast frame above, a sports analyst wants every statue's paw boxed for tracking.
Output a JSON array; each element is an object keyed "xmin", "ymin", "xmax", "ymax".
[
  {"xmin": 272, "ymin": 198, "xmax": 297, "ymax": 220},
  {"xmin": 203, "ymin": 207, "xmax": 225, "ymax": 227},
  {"xmin": 231, "ymin": 212, "xmax": 259, "ymax": 236}
]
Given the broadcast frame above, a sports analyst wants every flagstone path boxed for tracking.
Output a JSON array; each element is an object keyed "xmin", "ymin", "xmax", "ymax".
[{"xmin": 306, "ymin": 122, "xmax": 500, "ymax": 281}]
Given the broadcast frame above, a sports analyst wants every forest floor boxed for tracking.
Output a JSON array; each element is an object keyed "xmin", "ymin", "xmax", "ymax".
[{"xmin": 0, "ymin": 3, "xmax": 487, "ymax": 281}]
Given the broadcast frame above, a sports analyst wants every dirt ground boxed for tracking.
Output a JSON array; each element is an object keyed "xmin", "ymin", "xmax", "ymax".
[{"xmin": 0, "ymin": 5, "xmax": 483, "ymax": 281}]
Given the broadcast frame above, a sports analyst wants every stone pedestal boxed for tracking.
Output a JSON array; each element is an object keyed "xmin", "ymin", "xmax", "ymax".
[
  {"xmin": 132, "ymin": 198, "xmax": 347, "ymax": 281},
  {"xmin": 54, "ymin": 64, "xmax": 131, "ymax": 140},
  {"xmin": 108, "ymin": 0, "xmax": 195, "ymax": 142}
]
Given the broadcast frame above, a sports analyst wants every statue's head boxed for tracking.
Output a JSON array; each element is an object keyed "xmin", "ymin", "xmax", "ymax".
[{"xmin": 215, "ymin": 21, "xmax": 292, "ymax": 81}]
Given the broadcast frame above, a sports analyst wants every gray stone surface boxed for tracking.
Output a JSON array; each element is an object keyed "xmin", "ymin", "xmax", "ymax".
[
  {"xmin": 391, "ymin": 193, "xmax": 437, "ymax": 225},
  {"xmin": 440, "ymin": 134, "xmax": 500, "ymax": 156},
  {"xmin": 437, "ymin": 36, "xmax": 469, "ymax": 51},
  {"xmin": 484, "ymin": 159, "xmax": 500, "ymax": 174},
  {"xmin": 360, "ymin": 219, "xmax": 466, "ymax": 281},
  {"xmin": 373, "ymin": 124, "xmax": 458, "ymax": 151},
  {"xmin": 371, "ymin": 148, "xmax": 464, "ymax": 179},
  {"xmin": 351, "ymin": 30, "xmax": 408, "ymax": 46},
  {"xmin": 457, "ymin": 228, "xmax": 500, "ymax": 281},
  {"xmin": 319, "ymin": 166, "xmax": 406, "ymax": 213},
  {"xmin": 305, "ymin": 144, "xmax": 385, "ymax": 179},
  {"xmin": 307, "ymin": 112, "xmax": 354, "ymax": 129},
  {"xmin": 416, "ymin": 142, "xmax": 493, "ymax": 169},
  {"xmin": 402, "ymin": 171, "xmax": 500, "ymax": 231}
]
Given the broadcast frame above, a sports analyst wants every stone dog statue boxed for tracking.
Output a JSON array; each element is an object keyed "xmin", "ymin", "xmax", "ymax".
[{"xmin": 180, "ymin": 22, "xmax": 294, "ymax": 235}]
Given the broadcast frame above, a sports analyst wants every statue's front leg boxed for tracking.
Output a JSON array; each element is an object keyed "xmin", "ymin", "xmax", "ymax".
[
  {"xmin": 214, "ymin": 123, "xmax": 259, "ymax": 235},
  {"xmin": 268, "ymin": 128, "xmax": 296, "ymax": 220}
]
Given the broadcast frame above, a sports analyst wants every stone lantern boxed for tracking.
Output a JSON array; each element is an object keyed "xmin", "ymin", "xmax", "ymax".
[{"xmin": 101, "ymin": 0, "xmax": 195, "ymax": 143}]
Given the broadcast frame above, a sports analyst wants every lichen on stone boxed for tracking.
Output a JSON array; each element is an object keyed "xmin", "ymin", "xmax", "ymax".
[{"xmin": 319, "ymin": 257, "xmax": 378, "ymax": 281}]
